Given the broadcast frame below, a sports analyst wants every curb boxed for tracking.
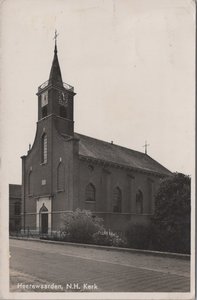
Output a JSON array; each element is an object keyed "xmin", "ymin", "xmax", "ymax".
[{"xmin": 10, "ymin": 236, "xmax": 190, "ymax": 260}]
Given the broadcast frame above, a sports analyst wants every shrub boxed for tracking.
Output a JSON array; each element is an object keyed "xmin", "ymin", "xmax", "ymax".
[
  {"xmin": 125, "ymin": 223, "xmax": 151, "ymax": 250},
  {"xmin": 93, "ymin": 230, "xmax": 127, "ymax": 247},
  {"xmin": 61, "ymin": 209, "xmax": 104, "ymax": 243},
  {"xmin": 149, "ymin": 221, "xmax": 190, "ymax": 254}
]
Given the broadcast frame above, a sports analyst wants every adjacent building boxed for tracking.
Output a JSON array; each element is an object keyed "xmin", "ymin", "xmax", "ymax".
[{"xmin": 9, "ymin": 184, "xmax": 22, "ymax": 232}]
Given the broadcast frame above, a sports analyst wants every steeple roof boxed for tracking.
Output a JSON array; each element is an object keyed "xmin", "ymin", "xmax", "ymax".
[{"xmin": 49, "ymin": 43, "xmax": 63, "ymax": 86}]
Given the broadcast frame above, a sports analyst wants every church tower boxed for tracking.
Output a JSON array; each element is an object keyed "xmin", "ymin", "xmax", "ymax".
[
  {"xmin": 37, "ymin": 42, "xmax": 76, "ymax": 136},
  {"xmin": 21, "ymin": 38, "xmax": 77, "ymax": 235}
]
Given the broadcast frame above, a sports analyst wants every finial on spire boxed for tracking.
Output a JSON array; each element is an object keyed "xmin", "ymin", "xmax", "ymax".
[
  {"xmin": 53, "ymin": 30, "xmax": 59, "ymax": 53},
  {"xmin": 49, "ymin": 30, "xmax": 63, "ymax": 85},
  {"xmin": 53, "ymin": 29, "xmax": 59, "ymax": 44}
]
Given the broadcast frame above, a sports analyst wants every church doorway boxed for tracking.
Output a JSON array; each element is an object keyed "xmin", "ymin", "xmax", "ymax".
[
  {"xmin": 36, "ymin": 197, "xmax": 51, "ymax": 234},
  {"xmin": 39, "ymin": 204, "xmax": 48, "ymax": 234}
]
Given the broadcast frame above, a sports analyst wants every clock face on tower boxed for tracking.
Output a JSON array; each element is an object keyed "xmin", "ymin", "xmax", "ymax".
[{"xmin": 58, "ymin": 91, "xmax": 68, "ymax": 107}]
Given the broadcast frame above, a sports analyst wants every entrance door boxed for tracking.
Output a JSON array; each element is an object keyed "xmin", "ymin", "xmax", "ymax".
[
  {"xmin": 41, "ymin": 213, "xmax": 48, "ymax": 234},
  {"xmin": 39, "ymin": 204, "xmax": 48, "ymax": 234}
]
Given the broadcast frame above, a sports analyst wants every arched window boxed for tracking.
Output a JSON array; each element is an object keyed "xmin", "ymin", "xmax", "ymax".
[
  {"xmin": 28, "ymin": 171, "xmax": 33, "ymax": 195},
  {"xmin": 42, "ymin": 105, "xmax": 48, "ymax": 118},
  {"xmin": 136, "ymin": 189, "xmax": 143, "ymax": 214},
  {"xmin": 57, "ymin": 162, "xmax": 65, "ymax": 191},
  {"xmin": 113, "ymin": 187, "xmax": 122, "ymax": 212},
  {"xmin": 41, "ymin": 134, "xmax": 47, "ymax": 163},
  {"xmin": 148, "ymin": 179, "xmax": 154, "ymax": 214},
  {"xmin": 85, "ymin": 183, "xmax": 96, "ymax": 201},
  {"xmin": 59, "ymin": 105, "xmax": 67, "ymax": 118}
]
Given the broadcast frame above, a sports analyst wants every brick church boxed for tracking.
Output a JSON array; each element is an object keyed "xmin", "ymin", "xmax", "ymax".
[{"xmin": 21, "ymin": 41, "xmax": 171, "ymax": 235}]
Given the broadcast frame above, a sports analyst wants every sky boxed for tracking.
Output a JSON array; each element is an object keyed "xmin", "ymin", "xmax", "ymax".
[{"xmin": 0, "ymin": 0, "xmax": 195, "ymax": 185}]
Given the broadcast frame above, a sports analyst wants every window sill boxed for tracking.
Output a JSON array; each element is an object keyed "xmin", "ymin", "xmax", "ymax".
[{"xmin": 40, "ymin": 162, "xmax": 47, "ymax": 166}]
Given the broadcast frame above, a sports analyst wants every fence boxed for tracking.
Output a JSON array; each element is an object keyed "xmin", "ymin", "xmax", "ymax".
[{"xmin": 9, "ymin": 212, "xmax": 190, "ymax": 254}]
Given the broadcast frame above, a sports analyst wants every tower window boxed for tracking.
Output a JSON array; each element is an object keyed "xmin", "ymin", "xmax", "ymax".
[
  {"xmin": 113, "ymin": 187, "xmax": 122, "ymax": 212},
  {"xmin": 85, "ymin": 183, "xmax": 96, "ymax": 202},
  {"xmin": 59, "ymin": 105, "xmax": 67, "ymax": 118},
  {"xmin": 41, "ymin": 134, "xmax": 47, "ymax": 164},
  {"xmin": 42, "ymin": 105, "xmax": 48, "ymax": 118}
]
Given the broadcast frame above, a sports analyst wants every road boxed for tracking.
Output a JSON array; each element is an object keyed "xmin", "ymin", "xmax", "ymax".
[{"xmin": 10, "ymin": 238, "xmax": 190, "ymax": 293}]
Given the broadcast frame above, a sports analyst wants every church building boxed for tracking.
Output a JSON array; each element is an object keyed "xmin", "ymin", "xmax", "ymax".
[{"xmin": 21, "ymin": 41, "xmax": 171, "ymax": 235}]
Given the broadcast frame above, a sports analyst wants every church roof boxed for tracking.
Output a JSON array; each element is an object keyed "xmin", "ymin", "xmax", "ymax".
[{"xmin": 74, "ymin": 133, "xmax": 172, "ymax": 176}]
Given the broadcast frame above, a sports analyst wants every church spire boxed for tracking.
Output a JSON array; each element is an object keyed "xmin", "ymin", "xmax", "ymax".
[{"xmin": 49, "ymin": 31, "xmax": 63, "ymax": 86}]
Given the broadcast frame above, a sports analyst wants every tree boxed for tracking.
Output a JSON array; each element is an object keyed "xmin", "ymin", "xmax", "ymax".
[{"xmin": 151, "ymin": 173, "xmax": 191, "ymax": 253}]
